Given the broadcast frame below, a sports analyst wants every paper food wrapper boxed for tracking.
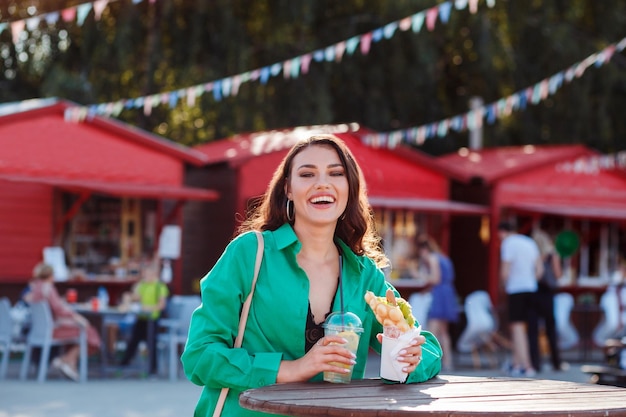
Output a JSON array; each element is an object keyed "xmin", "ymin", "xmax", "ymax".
[{"xmin": 380, "ymin": 326, "xmax": 421, "ymax": 383}]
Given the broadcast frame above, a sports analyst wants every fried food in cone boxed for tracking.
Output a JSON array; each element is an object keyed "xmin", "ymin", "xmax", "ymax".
[{"xmin": 364, "ymin": 289, "xmax": 416, "ymax": 334}]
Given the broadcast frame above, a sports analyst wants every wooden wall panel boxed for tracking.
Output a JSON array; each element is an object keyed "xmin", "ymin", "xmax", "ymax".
[{"xmin": 0, "ymin": 181, "xmax": 53, "ymax": 281}]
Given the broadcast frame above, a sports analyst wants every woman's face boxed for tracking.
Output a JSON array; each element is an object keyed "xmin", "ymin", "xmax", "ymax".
[{"xmin": 286, "ymin": 144, "xmax": 349, "ymax": 227}]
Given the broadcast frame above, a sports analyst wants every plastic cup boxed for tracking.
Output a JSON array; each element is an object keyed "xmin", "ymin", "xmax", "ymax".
[
  {"xmin": 66, "ymin": 288, "xmax": 77, "ymax": 304},
  {"xmin": 322, "ymin": 312, "xmax": 363, "ymax": 384}
]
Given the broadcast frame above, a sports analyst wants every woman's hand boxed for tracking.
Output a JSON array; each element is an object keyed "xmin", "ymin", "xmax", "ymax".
[
  {"xmin": 377, "ymin": 333, "xmax": 426, "ymax": 374},
  {"xmin": 276, "ymin": 335, "xmax": 356, "ymax": 383}
]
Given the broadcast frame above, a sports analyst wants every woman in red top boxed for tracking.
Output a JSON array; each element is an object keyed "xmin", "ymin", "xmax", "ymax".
[{"xmin": 24, "ymin": 262, "xmax": 101, "ymax": 381}]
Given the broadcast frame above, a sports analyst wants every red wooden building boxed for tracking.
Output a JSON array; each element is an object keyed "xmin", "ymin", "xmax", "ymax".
[
  {"xmin": 0, "ymin": 99, "xmax": 219, "ymax": 302},
  {"xmin": 436, "ymin": 144, "xmax": 626, "ymax": 304},
  {"xmin": 182, "ymin": 124, "xmax": 487, "ymax": 295}
]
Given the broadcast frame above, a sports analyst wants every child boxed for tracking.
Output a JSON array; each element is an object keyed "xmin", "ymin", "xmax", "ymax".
[{"xmin": 119, "ymin": 260, "xmax": 169, "ymax": 374}]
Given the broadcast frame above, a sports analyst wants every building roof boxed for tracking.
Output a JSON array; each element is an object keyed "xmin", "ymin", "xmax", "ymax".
[
  {"xmin": 436, "ymin": 144, "xmax": 592, "ymax": 184},
  {"xmin": 195, "ymin": 124, "xmax": 488, "ymax": 214},
  {"xmin": 0, "ymin": 98, "xmax": 217, "ymax": 201},
  {"xmin": 436, "ymin": 144, "xmax": 626, "ymax": 219}
]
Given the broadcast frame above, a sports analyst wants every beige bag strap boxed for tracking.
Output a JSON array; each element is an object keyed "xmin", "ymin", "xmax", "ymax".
[{"xmin": 212, "ymin": 231, "xmax": 264, "ymax": 417}]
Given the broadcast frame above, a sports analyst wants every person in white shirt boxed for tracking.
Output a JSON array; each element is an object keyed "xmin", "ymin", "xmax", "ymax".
[{"xmin": 498, "ymin": 221, "xmax": 543, "ymax": 377}]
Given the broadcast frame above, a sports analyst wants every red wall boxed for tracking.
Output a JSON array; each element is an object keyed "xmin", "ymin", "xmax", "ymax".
[{"xmin": 0, "ymin": 181, "xmax": 53, "ymax": 280}]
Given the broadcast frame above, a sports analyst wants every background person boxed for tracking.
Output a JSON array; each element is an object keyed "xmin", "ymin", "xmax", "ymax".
[
  {"xmin": 415, "ymin": 234, "xmax": 460, "ymax": 372},
  {"xmin": 182, "ymin": 134, "xmax": 442, "ymax": 417},
  {"xmin": 119, "ymin": 260, "xmax": 169, "ymax": 375},
  {"xmin": 498, "ymin": 221, "xmax": 543, "ymax": 377},
  {"xmin": 530, "ymin": 229, "xmax": 564, "ymax": 372},
  {"xmin": 24, "ymin": 262, "xmax": 102, "ymax": 381}
]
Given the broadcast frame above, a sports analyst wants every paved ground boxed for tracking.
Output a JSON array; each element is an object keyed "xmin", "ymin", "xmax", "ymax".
[{"xmin": 0, "ymin": 350, "xmax": 607, "ymax": 417}]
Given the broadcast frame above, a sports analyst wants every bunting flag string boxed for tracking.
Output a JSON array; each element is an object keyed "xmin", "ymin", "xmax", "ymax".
[
  {"xmin": 55, "ymin": 0, "xmax": 497, "ymax": 121},
  {"xmin": 556, "ymin": 151, "xmax": 626, "ymax": 174},
  {"xmin": 0, "ymin": 0, "xmax": 130, "ymax": 43},
  {"xmin": 362, "ymin": 37, "xmax": 626, "ymax": 149}
]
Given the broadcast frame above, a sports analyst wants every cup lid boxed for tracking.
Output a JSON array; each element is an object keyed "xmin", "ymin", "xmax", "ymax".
[{"xmin": 323, "ymin": 311, "xmax": 363, "ymax": 332}]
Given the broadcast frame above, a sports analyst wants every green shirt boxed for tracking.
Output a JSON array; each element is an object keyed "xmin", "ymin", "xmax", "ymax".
[
  {"xmin": 182, "ymin": 224, "xmax": 441, "ymax": 417},
  {"xmin": 136, "ymin": 281, "xmax": 169, "ymax": 320}
]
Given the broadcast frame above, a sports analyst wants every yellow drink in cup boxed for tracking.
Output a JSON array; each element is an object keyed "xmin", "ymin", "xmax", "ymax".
[{"xmin": 322, "ymin": 312, "xmax": 363, "ymax": 384}]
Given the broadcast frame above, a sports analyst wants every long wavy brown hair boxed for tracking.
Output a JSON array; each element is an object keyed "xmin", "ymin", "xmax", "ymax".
[{"xmin": 238, "ymin": 134, "xmax": 389, "ymax": 268}]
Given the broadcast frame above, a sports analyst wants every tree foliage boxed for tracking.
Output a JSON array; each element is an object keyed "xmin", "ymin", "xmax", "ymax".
[{"xmin": 1, "ymin": 0, "xmax": 625, "ymax": 153}]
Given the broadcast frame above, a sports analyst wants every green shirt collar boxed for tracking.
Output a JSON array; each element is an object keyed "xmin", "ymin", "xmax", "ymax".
[{"xmin": 270, "ymin": 223, "xmax": 364, "ymax": 277}]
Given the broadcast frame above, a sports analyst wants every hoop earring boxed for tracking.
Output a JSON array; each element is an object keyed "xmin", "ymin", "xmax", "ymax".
[{"xmin": 286, "ymin": 199, "xmax": 294, "ymax": 222}]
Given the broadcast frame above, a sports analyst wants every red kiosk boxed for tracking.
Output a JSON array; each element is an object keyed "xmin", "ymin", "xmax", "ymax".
[
  {"xmin": 437, "ymin": 144, "xmax": 626, "ymax": 305},
  {"xmin": 0, "ymin": 99, "xmax": 219, "ymax": 302}
]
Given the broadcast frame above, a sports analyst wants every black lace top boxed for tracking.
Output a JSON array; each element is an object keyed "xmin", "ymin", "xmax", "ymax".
[{"xmin": 304, "ymin": 285, "xmax": 338, "ymax": 352}]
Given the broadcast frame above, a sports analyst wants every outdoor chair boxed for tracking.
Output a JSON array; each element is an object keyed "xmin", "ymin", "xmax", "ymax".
[
  {"xmin": 593, "ymin": 286, "xmax": 625, "ymax": 348},
  {"xmin": 19, "ymin": 301, "xmax": 87, "ymax": 383},
  {"xmin": 554, "ymin": 292, "xmax": 579, "ymax": 350},
  {"xmin": 456, "ymin": 290, "xmax": 511, "ymax": 369},
  {"xmin": 158, "ymin": 295, "xmax": 201, "ymax": 381},
  {"xmin": 0, "ymin": 297, "xmax": 13, "ymax": 379}
]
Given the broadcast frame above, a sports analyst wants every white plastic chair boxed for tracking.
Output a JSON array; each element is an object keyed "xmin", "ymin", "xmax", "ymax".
[
  {"xmin": 592, "ymin": 286, "xmax": 623, "ymax": 347},
  {"xmin": 553, "ymin": 292, "xmax": 579, "ymax": 350},
  {"xmin": 0, "ymin": 297, "xmax": 13, "ymax": 379},
  {"xmin": 158, "ymin": 295, "xmax": 200, "ymax": 381},
  {"xmin": 19, "ymin": 301, "xmax": 88, "ymax": 383},
  {"xmin": 456, "ymin": 291, "xmax": 510, "ymax": 368}
]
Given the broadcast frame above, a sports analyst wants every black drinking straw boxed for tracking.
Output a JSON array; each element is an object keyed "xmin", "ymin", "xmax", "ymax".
[{"xmin": 339, "ymin": 254, "xmax": 344, "ymax": 326}]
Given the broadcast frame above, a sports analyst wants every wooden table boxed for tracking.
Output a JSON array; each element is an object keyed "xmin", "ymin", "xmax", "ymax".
[{"xmin": 240, "ymin": 376, "xmax": 626, "ymax": 416}]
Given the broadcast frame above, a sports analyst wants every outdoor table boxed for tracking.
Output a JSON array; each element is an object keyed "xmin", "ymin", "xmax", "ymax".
[
  {"xmin": 240, "ymin": 375, "xmax": 626, "ymax": 416},
  {"xmin": 73, "ymin": 304, "xmax": 155, "ymax": 377}
]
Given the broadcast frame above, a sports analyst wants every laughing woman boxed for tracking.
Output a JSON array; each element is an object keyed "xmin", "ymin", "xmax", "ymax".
[{"xmin": 182, "ymin": 134, "xmax": 442, "ymax": 417}]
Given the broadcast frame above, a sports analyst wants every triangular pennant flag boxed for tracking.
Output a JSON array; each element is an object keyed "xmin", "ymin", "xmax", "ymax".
[
  {"xmin": 143, "ymin": 96, "xmax": 153, "ymax": 116},
  {"xmin": 439, "ymin": 2, "xmax": 452, "ymax": 24},
  {"xmin": 270, "ymin": 62, "xmax": 282, "ymax": 76},
  {"xmin": 426, "ymin": 7, "xmax": 439, "ymax": 31},
  {"xmin": 290, "ymin": 57, "xmax": 300, "ymax": 78},
  {"xmin": 324, "ymin": 45, "xmax": 335, "ymax": 61},
  {"xmin": 300, "ymin": 53, "xmax": 312, "ymax": 74},
  {"xmin": 454, "ymin": 0, "xmax": 468, "ymax": 10},
  {"xmin": 61, "ymin": 7, "xmax": 77, "ymax": 22},
  {"xmin": 383, "ymin": 22, "xmax": 398, "ymax": 39},
  {"xmin": 371, "ymin": 28, "xmax": 384, "ymax": 43},
  {"xmin": 399, "ymin": 17, "xmax": 412, "ymax": 31},
  {"xmin": 76, "ymin": 3, "xmax": 93, "ymax": 26},
  {"xmin": 411, "ymin": 11, "xmax": 425, "ymax": 33},
  {"xmin": 345, "ymin": 36, "xmax": 359, "ymax": 55},
  {"xmin": 93, "ymin": 0, "xmax": 109, "ymax": 21},
  {"xmin": 231, "ymin": 75, "xmax": 242, "ymax": 95},
  {"xmin": 45, "ymin": 12, "xmax": 60, "ymax": 25},
  {"xmin": 282, "ymin": 59, "xmax": 292, "ymax": 79},
  {"xmin": 221, "ymin": 77, "xmax": 232, "ymax": 97},
  {"xmin": 187, "ymin": 87, "xmax": 197, "ymax": 106},
  {"xmin": 212, "ymin": 80, "xmax": 222, "ymax": 101},
  {"xmin": 469, "ymin": 0, "xmax": 479, "ymax": 13},
  {"xmin": 360, "ymin": 32, "xmax": 372, "ymax": 54},
  {"xmin": 168, "ymin": 91, "xmax": 180, "ymax": 108},
  {"xmin": 335, "ymin": 41, "xmax": 346, "ymax": 62},
  {"xmin": 313, "ymin": 49, "xmax": 324, "ymax": 62},
  {"xmin": 249, "ymin": 69, "xmax": 260, "ymax": 81},
  {"xmin": 486, "ymin": 105, "xmax": 496, "ymax": 124},
  {"xmin": 548, "ymin": 72, "xmax": 564, "ymax": 94},
  {"xmin": 259, "ymin": 67, "xmax": 270, "ymax": 84},
  {"xmin": 11, "ymin": 20, "xmax": 25, "ymax": 44}
]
